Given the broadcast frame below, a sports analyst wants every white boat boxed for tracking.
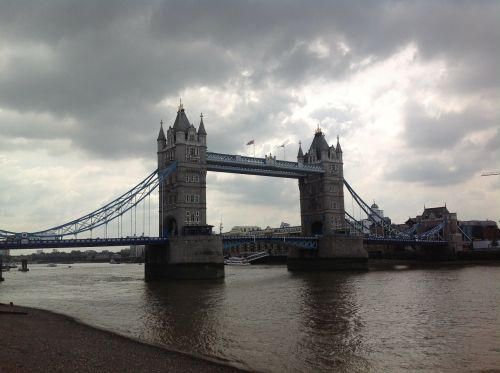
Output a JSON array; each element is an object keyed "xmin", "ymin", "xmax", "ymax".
[
  {"xmin": 8, "ymin": 262, "xmax": 18, "ymax": 269},
  {"xmin": 224, "ymin": 257, "xmax": 250, "ymax": 266},
  {"xmin": 110, "ymin": 258, "xmax": 120, "ymax": 264},
  {"xmin": 47, "ymin": 263, "xmax": 57, "ymax": 267}
]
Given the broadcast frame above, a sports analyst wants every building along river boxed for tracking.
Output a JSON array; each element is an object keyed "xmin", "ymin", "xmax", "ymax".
[{"xmin": 1, "ymin": 263, "xmax": 499, "ymax": 372}]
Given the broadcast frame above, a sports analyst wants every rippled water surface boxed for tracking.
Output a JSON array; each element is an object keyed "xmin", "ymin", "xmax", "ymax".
[{"xmin": 1, "ymin": 263, "xmax": 500, "ymax": 372}]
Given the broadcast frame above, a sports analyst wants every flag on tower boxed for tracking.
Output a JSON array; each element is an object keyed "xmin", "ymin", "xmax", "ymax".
[{"xmin": 246, "ymin": 140, "xmax": 254, "ymax": 145}]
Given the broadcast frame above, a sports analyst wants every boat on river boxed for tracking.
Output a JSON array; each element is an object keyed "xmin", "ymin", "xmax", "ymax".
[{"xmin": 224, "ymin": 257, "xmax": 250, "ymax": 266}]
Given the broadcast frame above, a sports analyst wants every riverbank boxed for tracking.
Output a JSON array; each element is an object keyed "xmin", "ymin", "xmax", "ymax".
[{"xmin": 0, "ymin": 303, "xmax": 247, "ymax": 373}]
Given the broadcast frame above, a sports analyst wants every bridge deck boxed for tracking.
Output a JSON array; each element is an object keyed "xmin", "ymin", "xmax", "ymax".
[
  {"xmin": 0, "ymin": 237, "xmax": 169, "ymax": 250},
  {"xmin": 206, "ymin": 152, "xmax": 324, "ymax": 178},
  {"xmin": 1, "ymin": 235, "xmax": 448, "ymax": 250}
]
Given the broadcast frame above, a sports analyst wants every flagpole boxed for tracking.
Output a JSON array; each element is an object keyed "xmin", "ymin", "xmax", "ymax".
[
  {"xmin": 277, "ymin": 144, "xmax": 285, "ymax": 160},
  {"xmin": 253, "ymin": 143, "xmax": 255, "ymax": 158}
]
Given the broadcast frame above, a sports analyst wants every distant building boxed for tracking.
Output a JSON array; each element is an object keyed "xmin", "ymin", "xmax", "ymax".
[
  {"xmin": 459, "ymin": 220, "xmax": 499, "ymax": 249},
  {"xmin": 224, "ymin": 225, "xmax": 302, "ymax": 237},
  {"xmin": 222, "ymin": 224, "xmax": 302, "ymax": 256},
  {"xmin": 129, "ymin": 245, "xmax": 145, "ymax": 258},
  {"xmin": 227, "ymin": 226, "xmax": 262, "ymax": 235},
  {"xmin": 361, "ymin": 202, "xmax": 390, "ymax": 236}
]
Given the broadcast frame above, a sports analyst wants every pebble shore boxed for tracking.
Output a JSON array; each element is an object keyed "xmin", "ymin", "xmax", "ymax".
[{"xmin": 0, "ymin": 303, "xmax": 248, "ymax": 373}]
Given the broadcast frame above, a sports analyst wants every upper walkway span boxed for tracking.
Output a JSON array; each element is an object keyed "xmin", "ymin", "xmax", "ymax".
[{"xmin": 206, "ymin": 152, "xmax": 324, "ymax": 178}]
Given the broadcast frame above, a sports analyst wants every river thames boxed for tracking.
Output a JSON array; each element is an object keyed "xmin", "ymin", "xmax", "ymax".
[{"xmin": 1, "ymin": 263, "xmax": 499, "ymax": 372}]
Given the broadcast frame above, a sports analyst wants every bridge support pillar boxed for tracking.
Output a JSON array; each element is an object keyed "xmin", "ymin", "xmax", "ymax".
[
  {"xmin": 145, "ymin": 235, "xmax": 224, "ymax": 280},
  {"xmin": 287, "ymin": 235, "xmax": 368, "ymax": 271}
]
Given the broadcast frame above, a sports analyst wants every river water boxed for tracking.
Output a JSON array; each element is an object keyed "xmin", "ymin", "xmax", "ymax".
[{"xmin": 1, "ymin": 263, "xmax": 499, "ymax": 372}]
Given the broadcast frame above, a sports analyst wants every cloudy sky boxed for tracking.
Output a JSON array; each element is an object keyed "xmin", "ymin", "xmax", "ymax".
[{"xmin": 0, "ymin": 0, "xmax": 498, "ymax": 240}]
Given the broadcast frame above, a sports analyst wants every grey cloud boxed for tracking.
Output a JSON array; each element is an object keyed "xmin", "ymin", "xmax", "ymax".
[
  {"xmin": 0, "ymin": 0, "xmax": 498, "ymax": 162},
  {"xmin": 387, "ymin": 126, "xmax": 499, "ymax": 187},
  {"xmin": 208, "ymin": 173, "xmax": 299, "ymax": 209},
  {"xmin": 386, "ymin": 157, "xmax": 476, "ymax": 186},
  {"xmin": 402, "ymin": 103, "xmax": 497, "ymax": 150},
  {"xmin": 387, "ymin": 99, "xmax": 499, "ymax": 187}
]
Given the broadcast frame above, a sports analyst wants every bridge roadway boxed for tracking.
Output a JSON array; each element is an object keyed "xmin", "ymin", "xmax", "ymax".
[
  {"xmin": 0, "ymin": 237, "xmax": 169, "ymax": 250},
  {"xmin": 1, "ymin": 235, "xmax": 447, "ymax": 250}
]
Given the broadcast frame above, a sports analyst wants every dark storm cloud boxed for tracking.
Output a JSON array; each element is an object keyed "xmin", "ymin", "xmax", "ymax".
[
  {"xmin": 191, "ymin": 88, "xmax": 303, "ymax": 155},
  {"xmin": 0, "ymin": 0, "xmax": 498, "ymax": 160}
]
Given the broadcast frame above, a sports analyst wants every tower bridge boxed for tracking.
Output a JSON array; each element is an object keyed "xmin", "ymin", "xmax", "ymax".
[{"xmin": 0, "ymin": 102, "xmax": 461, "ymax": 279}]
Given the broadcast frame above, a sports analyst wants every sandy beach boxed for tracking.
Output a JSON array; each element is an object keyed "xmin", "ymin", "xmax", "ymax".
[{"xmin": 0, "ymin": 303, "xmax": 247, "ymax": 373}]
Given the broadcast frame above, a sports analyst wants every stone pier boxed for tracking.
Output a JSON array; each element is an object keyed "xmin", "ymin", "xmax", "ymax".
[
  {"xmin": 287, "ymin": 235, "xmax": 368, "ymax": 271},
  {"xmin": 145, "ymin": 235, "xmax": 224, "ymax": 280}
]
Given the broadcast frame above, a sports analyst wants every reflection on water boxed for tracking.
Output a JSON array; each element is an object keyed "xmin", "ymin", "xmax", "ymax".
[
  {"xmin": 1, "ymin": 263, "xmax": 500, "ymax": 372},
  {"xmin": 296, "ymin": 273, "xmax": 370, "ymax": 372}
]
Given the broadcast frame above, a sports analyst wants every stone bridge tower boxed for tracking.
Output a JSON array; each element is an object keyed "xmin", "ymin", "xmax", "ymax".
[
  {"xmin": 148, "ymin": 102, "xmax": 223, "ymax": 280},
  {"xmin": 157, "ymin": 102, "xmax": 208, "ymax": 237},
  {"xmin": 289, "ymin": 128, "xmax": 368, "ymax": 271},
  {"xmin": 298, "ymin": 128, "xmax": 345, "ymax": 236}
]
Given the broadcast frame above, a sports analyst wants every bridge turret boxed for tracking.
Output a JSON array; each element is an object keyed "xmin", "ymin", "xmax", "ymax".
[
  {"xmin": 198, "ymin": 113, "xmax": 207, "ymax": 146},
  {"xmin": 157, "ymin": 120, "xmax": 167, "ymax": 170},
  {"xmin": 336, "ymin": 135, "xmax": 343, "ymax": 162},
  {"xmin": 297, "ymin": 141, "xmax": 304, "ymax": 165},
  {"xmin": 157, "ymin": 120, "xmax": 166, "ymax": 152}
]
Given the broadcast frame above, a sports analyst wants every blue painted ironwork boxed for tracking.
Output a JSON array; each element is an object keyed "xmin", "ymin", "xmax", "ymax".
[
  {"xmin": 363, "ymin": 237, "xmax": 447, "ymax": 246},
  {"xmin": 1, "ymin": 162, "xmax": 177, "ymax": 239},
  {"xmin": 457, "ymin": 225, "xmax": 473, "ymax": 242},
  {"xmin": 418, "ymin": 221, "xmax": 445, "ymax": 240},
  {"xmin": 401, "ymin": 223, "xmax": 420, "ymax": 237},
  {"xmin": 222, "ymin": 235, "xmax": 318, "ymax": 250},
  {"xmin": 343, "ymin": 178, "xmax": 412, "ymax": 239},
  {"xmin": 207, "ymin": 152, "xmax": 324, "ymax": 178},
  {"xmin": 0, "ymin": 236, "xmax": 169, "ymax": 250},
  {"xmin": 1, "ymin": 145, "xmax": 451, "ymax": 250},
  {"xmin": 344, "ymin": 201, "xmax": 447, "ymax": 244},
  {"xmin": 344, "ymin": 212, "xmax": 365, "ymax": 235},
  {"xmin": 246, "ymin": 251, "xmax": 270, "ymax": 262},
  {"xmin": 0, "ymin": 229, "xmax": 16, "ymax": 239}
]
